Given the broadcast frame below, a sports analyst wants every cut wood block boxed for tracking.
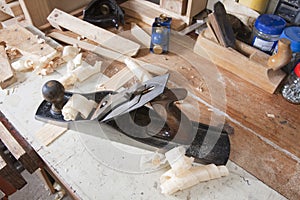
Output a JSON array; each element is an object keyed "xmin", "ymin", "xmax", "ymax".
[
  {"xmin": 131, "ymin": 23, "xmax": 151, "ymax": 48},
  {"xmin": 48, "ymin": 31, "xmax": 168, "ymax": 75},
  {"xmin": 47, "ymin": 9, "xmax": 140, "ymax": 57},
  {"xmin": 19, "ymin": 0, "xmax": 91, "ymax": 27},
  {"xmin": 97, "ymin": 68, "xmax": 134, "ymax": 91},
  {"xmin": 35, "ymin": 124, "xmax": 67, "ymax": 146},
  {"xmin": 0, "ymin": 24, "xmax": 56, "ymax": 58},
  {"xmin": 194, "ymin": 29, "xmax": 286, "ymax": 93},
  {"xmin": 0, "ymin": 154, "xmax": 26, "ymax": 190},
  {"xmin": 0, "ymin": 122, "xmax": 38, "ymax": 173},
  {"xmin": 0, "ymin": 44, "xmax": 16, "ymax": 89},
  {"xmin": 160, "ymin": 0, "xmax": 187, "ymax": 15},
  {"xmin": 120, "ymin": 0, "xmax": 187, "ymax": 31}
]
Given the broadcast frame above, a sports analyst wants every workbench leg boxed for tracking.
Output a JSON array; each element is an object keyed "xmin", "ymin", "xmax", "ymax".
[{"xmin": 36, "ymin": 167, "xmax": 56, "ymax": 194}]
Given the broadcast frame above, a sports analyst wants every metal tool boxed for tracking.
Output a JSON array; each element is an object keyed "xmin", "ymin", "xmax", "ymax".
[
  {"xmin": 83, "ymin": 0, "xmax": 125, "ymax": 29},
  {"xmin": 35, "ymin": 74, "xmax": 230, "ymax": 165}
]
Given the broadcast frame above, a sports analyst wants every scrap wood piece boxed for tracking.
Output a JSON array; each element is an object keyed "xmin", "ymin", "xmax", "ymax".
[
  {"xmin": 97, "ymin": 67, "xmax": 135, "ymax": 91},
  {"xmin": 0, "ymin": 154, "xmax": 27, "ymax": 190},
  {"xmin": 0, "ymin": 122, "xmax": 38, "ymax": 173},
  {"xmin": 0, "ymin": 44, "xmax": 16, "ymax": 89},
  {"xmin": 47, "ymin": 8, "xmax": 140, "ymax": 57},
  {"xmin": 48, "ymin": 31, "xmax": 168, "ymax": 76},
  {"xmin": 0, "ymin": 24, "xmax": 56, "ymax": 58},
  {"xmin": 35, "ymin": 124, "xmax": 67, "ymax": 146},
  {"xmin": 131, "ymin": 23, "xmax": 151, "ymax": 48}
]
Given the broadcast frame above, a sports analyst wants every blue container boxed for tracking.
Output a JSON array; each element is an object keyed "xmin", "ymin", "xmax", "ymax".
[
  {"xmin": 252, "ymin": 14, "xmax": 286, "ymax": 54},
  {"xmin": 280, "ymin": 26, "xmax": 300, "ymax": 53}
]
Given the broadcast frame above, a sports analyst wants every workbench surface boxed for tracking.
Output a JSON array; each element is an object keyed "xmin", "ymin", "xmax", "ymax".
[{"xmin": 0, "ymin": 26, "xmax": 298, "ymax": 200}]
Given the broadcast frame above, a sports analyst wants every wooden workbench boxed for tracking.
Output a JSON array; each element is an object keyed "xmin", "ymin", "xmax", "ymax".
[{"xmin": 0, "ymin": 22, "xmax": 298, "ymax": 199}]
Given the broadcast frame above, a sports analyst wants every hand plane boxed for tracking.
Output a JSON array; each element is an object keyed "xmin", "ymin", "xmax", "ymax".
[
  {"xmin": 35, "ymin": 74, "xmax": 230, "ymax": 165},
  {"xmin": 83, "ymin": 0, "xmax": 125, "ymax": 29}
]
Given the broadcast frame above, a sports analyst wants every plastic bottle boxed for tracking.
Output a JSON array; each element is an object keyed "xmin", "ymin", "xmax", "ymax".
[
  {"xmin": 252, "ymin": 14, "xmax": 286, "ymax": 54},
  {"xmin": 281, "ymin": 63, "xmax": 300, "ymax": 104},
  {"xmin": 277, "ymin": 26, "xmax": 300, "ymax": 73}
]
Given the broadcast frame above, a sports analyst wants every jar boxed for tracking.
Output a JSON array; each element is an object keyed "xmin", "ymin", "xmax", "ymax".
[
  {"xmin": 281, "ymin": 63, "xmax": 300, "ymax": 104},
  {"xmin": 252, "ymin": 14, "xmax": 286, "ymax": 54}
]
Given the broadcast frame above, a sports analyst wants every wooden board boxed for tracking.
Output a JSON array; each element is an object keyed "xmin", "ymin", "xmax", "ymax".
[
  {"xmin": 35, "ymin": 124, "xmax": 67, "ymax": 146},
  {"xmin": 0, "ymin": 111, "xmax": 43, "ymax": 173},
  {"xmin": 0, "ymin": 122, "xmax": 38, "ymax": 173},
  {"xmin": 47, "ymin": 30, "xmax": 167, "ymax": 75},
  {"xmin": 47, "ymin": 9, "xmax": 140, "ymax": 57},
  {"xmin": 0, "ymin": 44, "xmax": 15, "ymax": 89},
  {"xmin": 0, "ymin": 24, "xmax": 56, "ymax": 57},
  {"xmin": 120, "ymin": 0, "xmax": 187, "ymax": 30},
  {"xmin": 19, "ymin": 0, "xmax": 91, "ymax": 27}
]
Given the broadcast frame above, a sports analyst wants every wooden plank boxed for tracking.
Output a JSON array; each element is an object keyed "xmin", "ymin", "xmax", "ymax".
[
  {"xmin": 160, "ymin": 0, "xmax": 187, "ymax": 15},
  {"xmin": 0, "ymin": 154, "xmax": 26, "ymax": 190},
  {"xmin": 0, "ymin": 122, "xmax": 38, "ymax": 173},
  {"xmin": 47, "ymin": 30, "xmax": 168, "ymax": 75},
  {"xmin": 97, "ymin": 67, "xmax": 134, "ymax": 91},
  {"xmin": 131, "ymin": 23, "xmax": 151, "ymax": 48},
  {"xmin": 35, "ymin": 124, "xmax": 67, "ymax": 146},
  {"xmin": 120, "ymin": 0, "xmax": 187, "ymax": 30},
  {"xmin": 47, "ymin": 8, "xmax": 140, "ymax": 57},
  {"xmin": 0, "ymin": 24, "xmax": 56, "ymax": 58},
  {"xmin": 0, "ymin": 111, "xmax": 43, "ymax": 173},
  {"xmin": 0, "ymin": 44, "xmax": 16, "ymax": 89}
]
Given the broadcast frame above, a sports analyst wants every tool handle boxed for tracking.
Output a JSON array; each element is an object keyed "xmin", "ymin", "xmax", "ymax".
[{"xmin": 42, "ymin": 80, "xmax": 66, "ymax": 114}]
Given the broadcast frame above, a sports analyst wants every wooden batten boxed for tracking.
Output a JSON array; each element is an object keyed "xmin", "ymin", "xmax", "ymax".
[
  {"xmin": 0, "ymin": 122, "xmax": 39, "ymax": 173},
  {"xmin": 194, "ymin": 29, "xmax": 286, "ymax": 93},
  {"xmin": 47, "ymin": 9, "xmax": 140, "ymax": 57}
]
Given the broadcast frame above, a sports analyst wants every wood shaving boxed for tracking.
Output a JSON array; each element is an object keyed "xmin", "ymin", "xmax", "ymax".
[{"xmin": 160, "ymin": 146, "xmax": 229, "ymax": 195}]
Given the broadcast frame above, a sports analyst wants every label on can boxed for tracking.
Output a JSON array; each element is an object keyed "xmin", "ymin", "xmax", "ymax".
[{"xmin": 253, "ymin": 37, "xmax": 276, "ymax": 53}]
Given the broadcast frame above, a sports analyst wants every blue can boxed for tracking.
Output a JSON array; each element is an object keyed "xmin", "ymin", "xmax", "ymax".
[{"xmin": 252, "ymin": 14, "xmax": 286, "ymax": 54}]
